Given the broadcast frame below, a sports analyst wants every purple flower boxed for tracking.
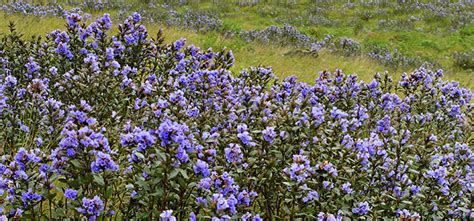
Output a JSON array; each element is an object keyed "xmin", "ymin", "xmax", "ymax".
[
  {"xmin": 198, "ymin": 177, "xmax": 212, "ymax": 190},
  {"xmin": 21, "ymin": 189, "xmax": 42, "ymax": 206},
  {"xmin": 67, "ymin": 13, "xmax": 82, "ymax": 28},
  {"xmin": 242, "ymin": 213, "xmax": 252, "ymax": 221},
  {"xmin": 131, "ymin": 12, "xmax": 141, "ymax": 23},
  {"xmin": 225, "ymin": 143, "xmax": 243, "ymax": 164},
  {"xmin": 196, "ymin": 197, "xmax": 207, "ymax": 206},
  {"xmin": 97, "ymin": 14, "xmax": 112, "ymax": 31},
  {"xmin": 174, "ymin": 38, "xmax": 186, "ymax": 50},
  {"xmin": 160, "ymin": 210, "xmax": 176, "ymax": 221},
  {"xmin": 131, "ymin": 191, "xmax": 138, "ymax": 199},
  {"xmin": 327, "ymin": 214, "xmax": 337, "ymax": 221},
  {"xmin": 262, "ymin": 126, "xmax": 277, "ymax": 143},
  {"xmin": 352, "ymin": 201, "xmax": 370, "ymax": 215},
  {"xmin": 84, "ymin": 53, "xmax": 99, "ymax": 72},
  {"xmin": 157, "ymin": 119, "xmax": 189, "ymax": 147},
  {"xmin": 105, "ymin": 48, "xmax": 114, "ymax": 61},
  {"xmin": 91, "ymin": 151, "xmax": 118, "ymax": 173},
  {"xmin": 214, "ymin": 194, "xmax": 229, "ymax": 211},
  {"xmin": 121, "ymin": 127, "xmax": 156, "ymax": 152},
  {"xmin": 318, "ymin": 212, "xmax": 325, "ymax": 221},
  {"xmin": 302, "ymin": 190, "xmax": 319, "ymax": 203},
  {"xmin": 14, "ymin": 148, "xmax": 40, "ymax": 170},
  {"xmin": 342, "ymin": 182, "xmax": 353, "ymax": 194},
  {"xmin": 11, "ymin": 208, "xmax": 23, "ymax": 218},
  {"xmin": 376, "ymin": 115, "xmax": 395, "ymax": 134},
  {"xmin": 236, "ymin": 125, "xmax": 256, "ymax": 146},
  {"xmin": 5, "ymin": 75, "xmax": 17, "ymax": 87},
  {"xmin": 323, "ymin": 181, "xmax": 334, "ymax": 190},
  {"xmin": 189, "ymin": 212, "xmax": 196, "ymax": 221},
  {"xmin": 322, "ymin": 162, "xmax": 338, "ymax": 177},
  {"xmin": 330, "ymin": 107, "xmax": 348, "ymax": 119},
  {"xmin": 194, "ymin": 159, "xmax": 210, "ymax": 177},
  {"xmin": 238, "ymin": 190, "xmax": 257, "ymax": 206},
  {"xmin": 20, "ymin": 123, "xmax": 30, "ymax": 133},
  {"xmin": 253, "ymin": 214, "xmax": 262, "ymax": 221},
  {"xmin": 77, "ymin": 196, "xmax": 104, "ymax": 220},
  {"xmin": 55, "ymin": 43, "xmax": 73, "ymax": 59},
  {"xmin": 410, "ymin": 185, "xmax": 421, "ymax": 195},
  {"xmin": 64, "ymin": 189, "xmax": 78, "ymax": 200},
  {"xmin": 25, "ymin": 57, "xmax": 40, "ymax": 75},
  {"xmin": 227, "ymin": 194, "xmax": 238, "ymax": 214},
  {"xmin": 176, "ymin": 146, "xmax": 189, "ymax": 164},
  {"xmin": 284, "ymin": 151, "xmax": 313, "ymax": 182},
  {"xmin": 311, "ymin": 104, "xmax": 325, "ymax": 125},
  {"xmin": 35, "ymin": 137, "xmax": 43, "ymax": 147}
]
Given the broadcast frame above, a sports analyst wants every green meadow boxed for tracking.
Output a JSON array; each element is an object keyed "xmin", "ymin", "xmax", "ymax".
[{"xmin": 1, "ymin": 0, "xmax": 473, "ymax": 89}]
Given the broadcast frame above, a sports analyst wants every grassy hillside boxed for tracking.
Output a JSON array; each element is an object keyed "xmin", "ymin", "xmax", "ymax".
[{"xmin": 0, "ymin": 0, "xmax": 472, "ymax": 89}]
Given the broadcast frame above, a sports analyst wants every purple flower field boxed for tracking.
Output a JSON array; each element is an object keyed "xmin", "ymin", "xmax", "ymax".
[{"xmin": 0, "ymin": 12, "xmax": 473, "ymax": 220}]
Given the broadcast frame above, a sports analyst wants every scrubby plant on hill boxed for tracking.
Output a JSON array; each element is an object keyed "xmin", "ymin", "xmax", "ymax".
[{"xmin": 0, "ymin": 13, "xmax": 473, "ymax": 220}]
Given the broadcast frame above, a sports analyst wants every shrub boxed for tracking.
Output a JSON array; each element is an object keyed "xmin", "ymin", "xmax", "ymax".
[
  {"xmin": 453, "ymin": 50, "xmax": 474, "ymax": 70},
  {"xmin": 337, "ymin": 37, "xmax": 361, "ymax": 56},
  {"xmin": 367, "ymin": 46, "xmax": 426, "ymax": 69},
  {"xmin": 239, "ymin": 25, "xmax": 313, "ymax": 48},
  {"xmin": 165, "ymin": 9, "xmax": 223, "ymax": 32},
  {"xmin": 0, "ymin": 1, "xmax": 82, "ymax": 17},
  {"xmin": 0, "ymin": 13, "xmax": 473, "ymax": 220}
]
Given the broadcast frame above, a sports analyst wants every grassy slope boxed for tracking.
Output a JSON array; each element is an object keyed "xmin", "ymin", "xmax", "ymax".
[
  {"xmin": 171, "ymin": 1, "xmax": 474, "ymax": 87},
  {"xmin": 0, "ymin": 12, "xmax": 389, "ymax": 82},
  {"xmin": 0, "ymin": 6, "xmax": 472, "ymax": 90}
]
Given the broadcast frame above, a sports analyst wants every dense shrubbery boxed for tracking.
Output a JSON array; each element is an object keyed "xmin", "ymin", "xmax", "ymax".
[
  {"xmin": 0, "ymin": 1, "xmax": 82, "ymax": 17},
  {"xmin": 367, "ymin": 46, "xmax": 441, "ymax": 70},
  {"xmin": 240, "ymin": 25, "xmax": 313, "ymax": 47},
  {"xmin": 337, "ymin": 38, "xmax": 361, "ymax": 57},
  {"xmin": 453, "ymin": 50, "xmax": 474, "ymax": 70},
  {"xmin": 240, "ymin": 25, "xmax": 335, "ymax": 57},
  {"xmin": 119, "ymin": 4, "xmax": 223, "ymax": 33},
  {"xmin": 2, "ymin": 1, "xmax": 473, "ymax": 72},
  {"xmin": 0, "ymin": 13, "xmax": 473, "ymax": 220}
]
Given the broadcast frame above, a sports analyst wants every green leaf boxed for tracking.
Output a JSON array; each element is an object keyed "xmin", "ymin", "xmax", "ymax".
[
  {"xmin": 156, "ymin": 149, "xmax": 166, "ymax": 161},
  {"xmin": 179, "ymin": 169, "xmax": 189, "ymax": 179},
  {"xmin": 105, "ymin": 186, "xmax": 114, "ymax": 198},
  {"xmin": 93, "ymin": 174, "xmax": 105, "ymax": 186},
  {"xmin": 70, "ymin": 159, "xmax": 81, "ymax": 168},
  {"xmin": 126, "ymin": 184, "xmax": 134, "ymax": 190},
  {"xmin": 150, "ymin": 188, "xmax": 163, "ymax": 197},
  {"xmin": 248, "ymin": 157, "xmax": 257, "ymax": 164},
  {"xmin": 54, "ymin": 208, "xmax": 65, "ymax": 217},
  {"xmin": 169, "ymin": 170, "xmax": 179, "ymax": 180},
  {"xmin": 135, "ymin": 152, "xmax": 145, "ymax": 159},
  {"xmin": 249, "ymin": 150, "xmax": 259, "ymax": 156},
  {"xmin": 270, "ymin": 150, "xmax": 283, "ymax": 159},
  {"xmin": 136, "ymin": 179, "xmax": 150, "ymax": 191}
]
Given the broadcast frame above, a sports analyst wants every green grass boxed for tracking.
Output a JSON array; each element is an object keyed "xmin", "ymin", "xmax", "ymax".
[
  {"xmin": 1, "ymin": 0, "xmax": 473, "ymax": 90},
  {"xmin": 0, "ymin": 12, "xmax": 387, "ymax": 80}
]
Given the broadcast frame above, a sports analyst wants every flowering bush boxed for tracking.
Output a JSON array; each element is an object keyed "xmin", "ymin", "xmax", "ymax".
[
  {"xmin": 0, "ymin": 13, "xmax": 473, "ymax": 220},
  {"xmin": 453, "ymin": 50, "xmax": 474, "ymax": 70},
  {"xmin": 117, "ymin": 4, "xmax": 223, "ymax": 33},
  {"xmin": 0, "ymin": 1, "xmax": 82, "ymax": 17},
  {"xmin": 239, "ymin": 24, "xmax": 313, "ymax": 48},
  {"xmin": 240, "ymin": 25, "xmax": 335, "ymax": 57},
  {"xmin": 165, "ymin": 9, "xmax": 223, "ymax": 32},
  {"xmin": 367, "ymin": 46, "xmax": 441, "ymax": 70},
  {"xmin": 337, "ymin": 37, "xmax": 361, "ymax": 57}
]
